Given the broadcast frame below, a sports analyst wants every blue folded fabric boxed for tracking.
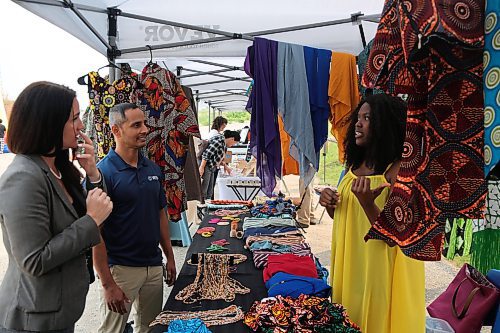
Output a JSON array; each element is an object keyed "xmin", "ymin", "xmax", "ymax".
[
  {"xmin": 487, "ymin": 269, "xmax": 500, "ymax": 333},
  {"xmin": 243, "ymin": 226, "xmax": 298, "ymax": 239},
  {"xmin": 265, "ymin": 272, "xmax": 331, "ymax": 298},
  {"xmin": 167, "ymin": 318, "xmax": 211, "ymax": 333}
]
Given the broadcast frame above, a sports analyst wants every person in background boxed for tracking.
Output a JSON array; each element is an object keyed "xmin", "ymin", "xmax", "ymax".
[
  {"xmin": 296, "ymin": 178, "xmax": 318, "ymax": 228},
  {"xmin": 199, "ymin": 130, "xmax": 240, "ymax": 201},
  {"xmin": 319, "ymin": 94, "xmax": 425, "ymax": 332},
  {"xmin": 0, "ymin": 119, "xmax": 6, "ymax": 154},
  {"xmin": 208, "ymin": 116, "xmax": 228, "ymax": 139},
  {"xmin": 94, "ymin": 103, "xmax": 176, "ymax": 333},
  {"xmin": 0, "ymin": 81, "xmax": 112, "ymax": 332}
]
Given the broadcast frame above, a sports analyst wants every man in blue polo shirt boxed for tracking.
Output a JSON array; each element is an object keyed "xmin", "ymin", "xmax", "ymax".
[{"xmin": 93, "ymin": 103, "xmax": 176, "ymax": 333}]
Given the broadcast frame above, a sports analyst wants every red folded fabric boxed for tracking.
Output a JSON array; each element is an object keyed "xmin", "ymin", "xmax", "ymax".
[{"xmin": 263, "ymin": 253, "xmax": 317, "ymax": 283}]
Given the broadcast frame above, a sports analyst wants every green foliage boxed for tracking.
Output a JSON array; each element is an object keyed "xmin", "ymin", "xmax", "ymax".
[{"xmin": 197, "ymin": 109, "xmax": 251, "ymax": 127}]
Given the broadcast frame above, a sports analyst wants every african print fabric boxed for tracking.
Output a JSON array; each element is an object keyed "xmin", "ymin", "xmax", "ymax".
[
  {"xmin": 362, "ymin": 0, "xmax": 486, "ymax": 261},
  {"xmin": 471, "ymin": 180, "xmax": 500, "ymax": 274},
  {"xmin": 244, "ymin": 294, "xmax": 361, "ymax": 333},
  {"xmin": 484, "ymin": 0, "xmax": 500, "ymax": 176},
  {"xmin": 137, "ymin": 63, "xmax": 200, "ymax": 222},
  {"xmin": 87, "ymin": 71, "xmax": 138, "ymax": 159},
  {"xmin": 443, "ymin": 218, "xmax": 473, "ymax": 259}
]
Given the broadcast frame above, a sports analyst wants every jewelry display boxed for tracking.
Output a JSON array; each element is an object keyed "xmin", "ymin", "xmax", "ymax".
[
  {"xmin": 176, "ymin": 253, "xmax": 250, "ymax": 304},
  {"xmin": 150, "ymin": 305, "xmax": 244, "ymax": 327}
]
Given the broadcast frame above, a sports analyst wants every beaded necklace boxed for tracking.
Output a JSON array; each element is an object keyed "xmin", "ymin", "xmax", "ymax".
[
  {"xmin": 150, "ymin": 305, "xmax": 244, "ymax": 327},
  {"xmin": 176, "ymin": 253, "xmax": 250, "ymax": 304},
  {"xmin": 213, "ymin": 208, "xmax": 249, "ymax": 217}
]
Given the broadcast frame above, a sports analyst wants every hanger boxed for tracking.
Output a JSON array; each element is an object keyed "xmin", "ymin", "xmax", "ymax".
[
  {"xmin": 77, "ymin": 62, "xmax": 124, "ymax": 86},
  {"xmin": 146, "ymin": 45, "xmax": 155, "ymax": 67}
]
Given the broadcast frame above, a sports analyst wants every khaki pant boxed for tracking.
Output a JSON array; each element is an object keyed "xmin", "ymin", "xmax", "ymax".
[
  {"xmin": 98, "ymin": 265, "xmax": 163, "ymax": 333},
  {"xmin": 297, "ymin": 179, "xmax": 316, "ymax": 225}
]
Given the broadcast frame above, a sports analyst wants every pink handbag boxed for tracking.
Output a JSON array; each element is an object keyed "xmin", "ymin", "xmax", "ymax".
[{"xmin": 427, "ymin": 264, "xmax": 500, "ymax": 333}]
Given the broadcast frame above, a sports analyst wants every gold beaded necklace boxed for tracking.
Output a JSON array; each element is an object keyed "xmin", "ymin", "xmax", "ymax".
[
  {"xmin": 176, "ymin": 253, "xmax": 250, "ymax": 304},
  {"xmin": 149, "ymin": 305, "xmax": 244, "ymax": 327}
]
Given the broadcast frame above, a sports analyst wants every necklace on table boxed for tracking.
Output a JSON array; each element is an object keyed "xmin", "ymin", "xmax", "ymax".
[{"xmin": 49, "ymin": 167, "xmax": 62, "ymax": 180}]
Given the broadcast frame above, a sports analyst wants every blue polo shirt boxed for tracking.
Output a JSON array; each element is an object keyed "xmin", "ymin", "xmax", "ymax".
[{"xmin": 97, "ymin": 149, "xmax": 167, "ymax": 267}]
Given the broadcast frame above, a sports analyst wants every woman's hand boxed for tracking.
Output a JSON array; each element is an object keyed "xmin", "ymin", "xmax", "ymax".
[
  {"xmin": 319, "ymin": 187, "xmax": 340, "ymax": 209},
  {"xmin": 75, "ymin": 131, "xmax": 99, "ymax": 181},
  {"xmin": 351, "ymin": 176, "xmax": 390, "ymax": 208},
  {"xmin": 86, "ymin": 188, "xmax": 113, "ymax": 226}
]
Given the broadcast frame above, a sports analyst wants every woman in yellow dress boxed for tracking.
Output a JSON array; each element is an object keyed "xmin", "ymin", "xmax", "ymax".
[{"xmin": 319, "ymin": 94, "xmax": 425, "ymax": 332}]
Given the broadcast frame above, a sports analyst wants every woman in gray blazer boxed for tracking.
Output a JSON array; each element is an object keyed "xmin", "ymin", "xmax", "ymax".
[{"xmin": 0, "ymin": 82, "xmax": 113, "ymax": 332}]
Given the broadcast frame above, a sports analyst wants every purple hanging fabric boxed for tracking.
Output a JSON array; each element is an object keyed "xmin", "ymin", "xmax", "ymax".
[{"xmin": 245, "ymin": 37, "xmax": 281, "ymax": 197}]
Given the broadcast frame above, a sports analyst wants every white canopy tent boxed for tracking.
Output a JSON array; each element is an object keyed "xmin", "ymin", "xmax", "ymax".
[{"xmin": 12, "ymin": 0, "xmax": 384, "ymax": 112}]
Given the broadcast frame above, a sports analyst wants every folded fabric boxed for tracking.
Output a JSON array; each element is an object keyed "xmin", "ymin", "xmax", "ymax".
[
  {"xmin": 244, "ymin": 294, "xmax": 360, "ymax": 332},
  {"xmin": 315, "ymin": 257, "xmax": 329, "ymax": 283},
  {"xmin": 167, "ymin": 318, "xmax": 212, "ymax": 332},
  {"xmin": 243, "ymin": 226, "xmax": 298, "ymax": 239},
  {"xmin": 243, "ymin": 217, "xmax": 298, "ymax": 230},
  {"xmin": 252, "ymin": 243, "xmax": 313, "ymax": 269},
  {"xmin": 246, "ymin": 234, "xmax": 305, "ymax": 249},
  {"xmin": 249, "ymin": 241, "xmax": 292, "ymax": 253},
  {"xmin": 263, "ymin": 253, "xmax": 318, "ymax": 283},
  {"xmin": 266, "ymin": 272, "xmax": 331, "ymax": 298}
]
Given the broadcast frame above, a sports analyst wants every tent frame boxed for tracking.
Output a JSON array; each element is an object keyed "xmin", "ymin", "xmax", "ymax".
[{"xmin": 14, "ymin": 0, "xmax": 377, "ymax": 90}]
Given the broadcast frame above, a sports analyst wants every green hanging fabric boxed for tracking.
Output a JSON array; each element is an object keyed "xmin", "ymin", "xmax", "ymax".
[
  {"xmin": 444, "ymin": 218, "xmax": 473, "ymax": 260},
  {"xmin": 471, "ymin": 229, "xmax": 500, "ymax": 275}
]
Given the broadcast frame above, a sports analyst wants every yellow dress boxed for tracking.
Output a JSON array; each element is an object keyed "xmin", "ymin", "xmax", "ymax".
[{"xmin": 331, "ymin": 169, "xmax": 425, "ymax": 333}]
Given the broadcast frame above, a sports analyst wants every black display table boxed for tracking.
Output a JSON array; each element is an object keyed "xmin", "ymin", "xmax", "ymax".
[{"xmin": 151, "ymin": 211, "xmax": 267, "ymax": 333}]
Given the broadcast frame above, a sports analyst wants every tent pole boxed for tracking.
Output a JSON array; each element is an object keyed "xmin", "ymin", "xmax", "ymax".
[
  {"xmin": 179, "ymin": 68, "xmax": 244, "ymax": 79},
  {"xmin": 358, "ymin": 23, "xmax": 367, "ymax": 48},
  {"xmin": 119, "ymin": 11, "xmax": 254, "ymax": 41},
  {"xmin": 61, "ymin": 0, "xmax": 111, "ymax": 50},
  {"xmin": 197, "ymin": 89, "xmax": 246, "ymax": 96},
  {"xmin": 207, "ymin": 103, "xmax": 211, "ymax": 134},
  {"xmin": 187, "ymin": 77, "xmax": 248, "ymax": 87},
  {"xmin": 181, "ymin": 68, "xmax": 251, "ymax": 82},
  {"xmin": 197, "ymin": 93, "xmax": 247, "ymax": 99},
  {"xmin": 195, "ymin": 90, "xmax": 199, "ymax": 116}
]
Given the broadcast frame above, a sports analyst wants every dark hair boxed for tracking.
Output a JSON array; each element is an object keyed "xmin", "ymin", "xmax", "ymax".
[
  {"xmin": 8, "ymin": 81, "xmax": 82, "ymax": 191},
  {"xmin": 223, "ymin": 130, "xmax": 241, "ymax": 142},
  {"xmin": 344, "ymin": 94, "xmax": 407, "ymax": 174},
  {"xmin": 211, "ymin": 116, "xmax": 228, "ymax": 131},
  {"xmin": 0, "ymin": 119, "xmax": 2, "ymax": 123},
  {"xmin": 109, "ymin": 103, "xmax": 137, "ymax": 126}
]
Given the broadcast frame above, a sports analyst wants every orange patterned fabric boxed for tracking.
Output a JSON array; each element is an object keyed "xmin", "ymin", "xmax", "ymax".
[
  {"xmin": 361, "ymin": 0, "xmax": 486, "ymax": 261},
  {"xmin": 328, "ymin": 52, "xmax": 360, "ymax": 163}
]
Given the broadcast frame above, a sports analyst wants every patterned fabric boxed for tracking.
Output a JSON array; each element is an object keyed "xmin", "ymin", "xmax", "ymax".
[
  {"xmin": 87, "ymin": 71, "xmax": 138, "ymax": 159},
  {"xmin": 443, "ymin": 218, "xmax": 473, "ymax": 259},
  {"xmin": 202, "ymin": 134, "xmax": 226, "ymax": 169},
  {"xmin": 357, "ymin": 39, "xmax": 384, "ymax": 98},
  {"xmin": 82, "ymin": 106, "xmax": 98, "ymax": 162},
  {"xmin": 250, "ymin": 198, "xmax": 296, "ymax": 218},
  {"xmin": 252, "ymin": 243, "xmax": 313, "ymax": 269},
  {"xmin": 244, "ymin": 295, "xmax": 361, "ymax": 333},
  {"xmin": 474, "ymin": 180, "xmax": 500, "ymax": 232},
  {"xmin": 137, "ymin": 63, "xmax": 200, "ymax": 222},
  {"xmin": 361, "ymin": 0, "xmax": 486, "ymax": 261},
  {"xmin": 484, "ymin": 0, "xmax": 500, "ymax": 175}
]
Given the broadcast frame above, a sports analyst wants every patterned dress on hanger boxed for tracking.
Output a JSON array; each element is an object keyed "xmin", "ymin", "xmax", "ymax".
[
  {"xmin": 87, "ymin": 71, "xmax": 138, "ymax": 160},
  {"xmin": 137, "ymin": 63, "xmax": 200, "ymax": 222},
  {"xmin": 361, "ymin": 0, "xmax": 486, "ymax": 261}
]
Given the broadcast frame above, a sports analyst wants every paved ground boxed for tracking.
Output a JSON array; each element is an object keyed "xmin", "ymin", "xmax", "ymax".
[{"xmin": 0, "ymin": 153, "xmax": 489, "ymax": 332}]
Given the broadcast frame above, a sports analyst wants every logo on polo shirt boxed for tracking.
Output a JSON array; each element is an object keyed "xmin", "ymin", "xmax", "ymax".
[{"xmin": 148, "ymin": 176, "xmax": 159, "ymax": 181}]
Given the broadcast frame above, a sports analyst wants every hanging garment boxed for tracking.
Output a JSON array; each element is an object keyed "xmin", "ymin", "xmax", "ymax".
[
  {"xmin": 443, "ymin": 218, "xmax": 473, "ymax": 259},
  {"xmin": 357, "ymin": 40, "xmax": 384, "ymax": 98},
  {"xmin": 277, "ymin": 115, "xmax": 299, "ymax": 176},
  {"xmin": 81, "ymin": 106, "xmax": 99, "ymax": 162},
  {"xmin": 471, "ymin": 179, "xmax": 500, "ymax": 274},
  {"xmin": 361, "ymin": 0, "xmax": 486, "ymax": 261},
  {"xmin": 304, "ymin": 47, "xmax": 332, "ymax": 154},
  {"xmin": 137, "ymin": 64, "xmax": 200, "ymax": 222},
  {"xmin": 484, "ymin": 0, "xmax": 500, "ymax": 176},
  {"xmin": 87, "ymin": 72, "xmax": 138, "ymax": 160},
  {"xmin": 277, "ymin": 42, "xmax": 317, "ymax": 186},
  {"xmin": 245, "ymin": 38, "xmax": 281, "ymax": 197},
  {"xmin": 332, "ymin": 169, "xmax": 425, "ymax": 333},
  {"xmin": 182, "ymin": 86, "xmax": 203, "ymax": 202},
  {"xmin": 328, "ymin": 52, "xmax": 360, "ymax": 163}
]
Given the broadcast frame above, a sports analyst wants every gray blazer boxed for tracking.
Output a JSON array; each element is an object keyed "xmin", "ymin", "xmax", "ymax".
[{"xmin": 0, "ymin": 155, "xmax": 101, "ymax": 331}]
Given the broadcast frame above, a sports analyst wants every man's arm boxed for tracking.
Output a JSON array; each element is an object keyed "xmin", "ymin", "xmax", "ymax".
[
  {"xmin": 159, "ymin": 209, "xmax": 176, "ymax": 286},
  {"xmin": 93, "ymin": 236, "xmax": 130, "ymax": 314}
]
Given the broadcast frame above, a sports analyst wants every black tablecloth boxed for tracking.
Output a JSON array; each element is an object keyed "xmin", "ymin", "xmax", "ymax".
[{"xmin": 151, "ymin": 212, "xmax": 267, "ymax": 333}]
